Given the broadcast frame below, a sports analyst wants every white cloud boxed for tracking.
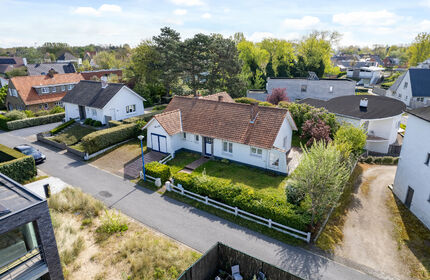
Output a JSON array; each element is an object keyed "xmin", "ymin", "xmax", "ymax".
[
  {"xmin": 72, "ymin": 4, "xmax": 122, "ymax": 16},
  {"xmin": 282, "ymin": 16, "xmax": 320, "ymax": 29},
  {"xmin": 248, "ymin": 32, "xmax": 275, "ymax": 42},
  {"xmin": 420, "ymin": 0, "xmax": 430, "ymax": 7},
  {"xmin": 174, "ymin": 9, "xmax": 187, "ymax": 15},
  {"xmin": 201, "ymin": 12, "xmax": 211, "ymax": 19},
  {"xmin": 170, "ymin": 0, "xmax": 204, "ymax": 6},
  {"xmin": 166, "ymin": 18, "xmax": 184, "ymax": 25},
  {"xmin": 332, "ymin": 10, "xmax": 398, "ymax": 26}
]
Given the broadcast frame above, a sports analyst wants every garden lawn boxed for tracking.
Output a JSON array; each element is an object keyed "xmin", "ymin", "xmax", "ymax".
[
  {"xmin": 167, "ymin": 151, "xmax": 201, "ymax": 174},
  {"xmin": 51, "ymin": 125, "xmax": 96, "ymax": 146},
  {"xmin": 193, "ymin": 160, "xmax": 288, "ymax": 198}
]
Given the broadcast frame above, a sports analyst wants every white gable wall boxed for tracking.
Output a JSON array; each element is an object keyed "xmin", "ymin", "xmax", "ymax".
[
  {"xmin": 102, "ymin": 86, "xmax": 144, "ymax": 123},
  {"xmin": 64, "ymin": 102, "xmax": 80, "ymax": 120},
  {"xmin": 387, "ymin": 71, "xmax": 412, "ymax": 106},
  {"xmin": 393, "ymin": 115, "xmax": 430, "ymax": 229},
  {"xmin": 146, "ymin": 119, "xmax": 174, "ymax": 153},
  {"xmin": 273, "ymin": 117, "xmax": 293, "ymax": 151}
]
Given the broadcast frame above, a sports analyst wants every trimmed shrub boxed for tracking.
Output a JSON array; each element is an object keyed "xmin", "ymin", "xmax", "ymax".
[
  {"xmin": 145, "ymin": 161, "xmax": 171, "ymax": 183},
  {"xmin": 382, "ymin": 156, "xmax": 395, "ymax": 165},
  {"xmin": 172, "ymin": 173, "xmax": 310, "ymax": 231},
  {"xmin": 0, "ymin": 115, "xmax": 10, "ymax": 130},
  {"xmin": 81, "ymin": 123, "xmax": 137, "ymax": 154},
  {"xmin": 24, "ymin": 110, "xmax": 35, "ymax": 118},
  {"xmin": 49, "ymin": 106, "xmax": 65, "ymax": 114},
  {"xmin": 108, "ymin": 120, "xmax": 122, "ymax": 127},
  {"xmin": 93, "ymin": 121, "xmax": 102, "ymax": 127},
  {"xmin": 84, "ymin": 118, "xmax": 93, "ymax": 125},
  {"xmin": 0, "ymin": 144, "xmax": 36, "ymax": 183},
  {"xmin": 6, "ymin": 113, "xmax": 65, "ymax": 130},
  {"xmin": 50, "ymin": 119, "xmax": 75, "ymax": 135},
  {"xmin": 258, "ymin": 101, "xmax": 274, "ymax": 107},
  {"xmin": 35, "ymin": 110, "xmax": 49, "ymax": 117},
  {"xmin": 234, "ymin": 97, "xmax": 259, "ymax": 104},
  {"xmin": 5, "ymin": 110, "xmax": 26, "ymax": 121},
  {"xmin": 153, "ymin": 104, "xmax": 167, "ymax": 111}
]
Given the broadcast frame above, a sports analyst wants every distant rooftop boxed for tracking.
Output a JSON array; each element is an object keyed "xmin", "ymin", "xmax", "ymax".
[
  {"xmin": 0, "ymin": 173, "xmax": 43, "ymax": 219},
  {"xmin": 267, "ymin": 77, "xmax": 354, "ymax": 82}
]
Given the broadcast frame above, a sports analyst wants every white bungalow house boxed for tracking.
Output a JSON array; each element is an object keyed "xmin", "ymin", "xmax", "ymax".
[
  {"xmin": 62, "ymin": 78, "xmax": 145, "ymax": 125},
  {"xmin": 393, "ymin": 106, "xmax": 430, "ymax": 229},
  {"xmin": 299, "ymin": 95, "xmax": 406, "ymax": 154},
  {"xmin": 143, "ymin": 93, "xmax": 297, "ymax": 174}
]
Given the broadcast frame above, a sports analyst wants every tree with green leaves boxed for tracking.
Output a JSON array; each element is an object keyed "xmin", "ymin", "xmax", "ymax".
[
  {"xmin": 93, "ymin": 51, "xmax": 124, "ymax": 69},
  {"xmin": 290, "ymin": 141, "xmax": 349, "ymax": 227},
  {"xmin": 407, "ymin": 32, "xmax": 430, "ymax": 66},
  {"xmin": 0, "ymin": 85, "xmax": 8, "ymax": 110},
  {"xmin": 334, "ymin": 124, "xmax": 367, "ymax": 158}
]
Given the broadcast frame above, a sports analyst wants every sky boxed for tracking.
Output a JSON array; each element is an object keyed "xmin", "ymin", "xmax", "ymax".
[{"xmin": 1, "ymin": 0, "xmax": 430, "ymax": 48}]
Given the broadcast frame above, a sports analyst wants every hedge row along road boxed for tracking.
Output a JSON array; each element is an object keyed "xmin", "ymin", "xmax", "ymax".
[{"xmin": 0, "ymin": 124, "xmax": 380, "ymax": 280}]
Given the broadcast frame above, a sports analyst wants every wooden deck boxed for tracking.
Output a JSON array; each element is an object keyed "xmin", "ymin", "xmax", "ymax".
[{"xmin": 180, "ymin": 157, "xmax": 210, "ymax": 173}]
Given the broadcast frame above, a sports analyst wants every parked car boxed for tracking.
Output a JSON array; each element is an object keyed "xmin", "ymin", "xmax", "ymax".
[{"xmin": 14, "ymin": 144, "xmax": 46, "ymax": 164}]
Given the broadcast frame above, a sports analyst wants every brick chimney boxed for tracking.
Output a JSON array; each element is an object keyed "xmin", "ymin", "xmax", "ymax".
[
  {"xmin": 218, "ymin": 95, "xmax": 224, "ymax": 102},
  {"xmin": 250, "ymin": 102, "xmax": 259, "ymax": 123}
]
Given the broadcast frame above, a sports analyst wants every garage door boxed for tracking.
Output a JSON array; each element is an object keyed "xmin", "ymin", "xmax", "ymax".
[{"xmin": 151, "ymin": 133, "xmax": 167, "ymax": 153}]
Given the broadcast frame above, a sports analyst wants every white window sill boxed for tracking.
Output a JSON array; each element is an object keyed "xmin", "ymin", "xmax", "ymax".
[{"xmin": 250, "ymin": 154, "xmax": 262, "ymax": 158}]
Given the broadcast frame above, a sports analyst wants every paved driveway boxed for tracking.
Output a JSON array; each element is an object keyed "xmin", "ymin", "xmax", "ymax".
[{"xmin": 0, "ymin": 126, "xmax": 383, "ymax": 280}]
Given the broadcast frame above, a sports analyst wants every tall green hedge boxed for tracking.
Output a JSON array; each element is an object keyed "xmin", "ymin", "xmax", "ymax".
[
  {"xmin": 172, "ymin": 172, "xmax": 310, "ymax": 231},
  {"xmin": 7, "ymin": 113, "xmax": 65, "ymax": 130},
  {"xmin": 81, "ymin": 123, "xmax": 137, "ymax": 154},
  {"xmin": 0, "ymin": 115, "xmax": 9, "ymax": 130},
  {"xmin": 145, "ymin": 162, "xmax": 171, "ymax": 183},
  {"xmin": 0, "ymin": 144, "xmax": 36, "ymax": 183}
]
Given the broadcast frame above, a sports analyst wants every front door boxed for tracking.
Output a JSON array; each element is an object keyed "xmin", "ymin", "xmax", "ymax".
[
  {"xmin": 78, "ymin": 105, "xmax": 86, "ymax": 120},
  {"xmin": 151, "ymin": 133, "xmax": 167, "ymax": 153},
  {"xmin": 405, "ymin": 186, "xmax": 414, "ymax": 209},
  {"xmin": 204, "ymin": 137, "xmax": 213, "ymax": 156}
]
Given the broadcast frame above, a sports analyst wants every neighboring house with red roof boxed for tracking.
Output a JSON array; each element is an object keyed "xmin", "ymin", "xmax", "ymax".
[
  {"xmin": 144, "ymin": 93, "xmax": 297, "ymax": 174},
  {"xmin": 5, "ymin": 73, "xmax": 84, "ymax": 112},
  {"xmin": 80, "ymin": 69, "xmax": 123, "ymax": 80}
]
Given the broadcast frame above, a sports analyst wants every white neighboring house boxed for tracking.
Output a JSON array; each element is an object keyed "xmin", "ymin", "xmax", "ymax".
[
  {"xmin": 62, "ymin": 78, "xmax": 145, "ymax": 125},
  {"xmin": 143, "ymin": 93, "xmax": 297, "ymax": 174},
  {"xmin": 386, "ymin": 68, "xmax": 430, "ymax": 109},
  {"xmin": 347, "ymin": 66, "xmax": 384, "ymax": 87},
  {"xmin": 393, "ymin": 107, "xmax": 430, "ymax": 229},
  {"xmin": 299, "ymin": 95, "xmax": 406, "ymax": 154}
]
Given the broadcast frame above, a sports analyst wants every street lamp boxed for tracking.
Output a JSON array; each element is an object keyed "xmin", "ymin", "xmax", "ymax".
[{"xmin": 138, "ymin": 135, "xmax": 146, "ymax": 181}]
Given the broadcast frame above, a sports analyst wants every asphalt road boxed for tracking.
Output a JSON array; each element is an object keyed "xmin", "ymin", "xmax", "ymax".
[{"xmin": 0, "ymin": 125, "xmax": 384, "ymax": 280}]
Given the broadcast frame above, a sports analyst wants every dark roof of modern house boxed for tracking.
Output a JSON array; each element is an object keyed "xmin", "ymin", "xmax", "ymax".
[
  {"xmin": 408, "ymin": 68, "xmax": 430, "ymax": 97},
  {"xmin": 57, "ymin": 52, "xmax": 78, "ymax": 61},
  {"xmin": 407, "ymin": 106, "xmax": 430, "ymax": 123},
  {"xmin": 0, "ymin": 173, "xmax": 42, "ymax": 219},
  {"xmin": 0, "ymin": 56, "xmax": 25, "ymax": 74},
  {"xmin": 149, "ymin": 93, "xmax": 297, "ymax": 149},
  {"xmin": 62, "ymin": 80, "xmax": 131, "ymax": 109},
  {"xmin": 27, "ymin": 62, "xmax": 76, "ymax": 76},
  {"xmin": 299, "ymin": 95, "xmax": 406, "ymax": 119}
]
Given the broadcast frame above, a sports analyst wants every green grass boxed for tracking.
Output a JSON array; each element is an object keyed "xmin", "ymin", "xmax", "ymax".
[
  {"xmin": 291, "ymin": 132, "xmax": 306, "ymax": 148},
  {"xmin": 166, "ymin": 151, "xmax": 201, "ymax": 174},
  {"xmin": 51, "ymin": 125, "xmax": 96, "ymax": 146},
  {"xmin": 193, "ymin": 159, "xmax": 287, "ymax": 198}
]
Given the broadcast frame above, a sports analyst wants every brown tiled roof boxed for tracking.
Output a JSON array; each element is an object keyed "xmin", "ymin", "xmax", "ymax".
[
  {"xmin": 10, "ymin": 73, "xmax": 84, "ymax": 105},
  {"xmin": 154, "ymin": 109, "xmax": 182, "ymax": 135},
  {"xmin": 80, "ymin": 69, "xmax": 123, "ymax": 80},
  {"xmin": 199, "ymin": 92, "xmax": 235, "ymax": 103},
  {"xmin": 157, "ymin": 96, "xmax": 292, "ymax": 149}
]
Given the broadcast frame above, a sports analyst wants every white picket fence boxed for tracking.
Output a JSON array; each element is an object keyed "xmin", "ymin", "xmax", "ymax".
[
  {"xmin": 159, "ymin": 153, "xmax": 173, "ymax": 164},
  {"xmin": 166, "ymin": 181, "xmax": 311, "ymax": 243}
]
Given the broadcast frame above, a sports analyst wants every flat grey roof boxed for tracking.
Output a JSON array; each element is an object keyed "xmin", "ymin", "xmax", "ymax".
[{"xmin": 0, "ymin": 173, "xmax": 43, "ymax": 219}]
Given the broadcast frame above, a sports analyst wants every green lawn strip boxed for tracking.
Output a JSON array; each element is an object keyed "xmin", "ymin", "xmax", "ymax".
[
  {"xmin": 87, "ymin": 139, "xmax": 146, "ymax": 162},
  {"xmin": 134, "ymin": 179, "xmax": 164, "ymax": 194},
  {"xmin": 315, "ymin": 164, "xmax": 364, "ymax": 251},
  {"xmin": 166, "ymin": 151, "xmax": 201, "ymax": 174},
  {"xmin": 51, "ymin": 125, "xmax": 96, "ymax": 146},
  {"xmin": 193, "ymin": 160, "xmax": 287, "ymax": 198},
  {"xmin": 291, "ymin": 132, "xmax": 306, "ymax": 148},
  {"xmin": 164, "ymin": 191, "xmax": 305, "ymax": 247}
]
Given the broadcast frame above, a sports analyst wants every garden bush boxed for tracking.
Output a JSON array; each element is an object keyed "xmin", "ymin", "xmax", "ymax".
[
  {"xmin": 81, "ymin": 123, "xmax": 137, "ymax": 154},
  {"xmin": 153, "ymin": 104, "xmax": 167, "ymax": 111},
  {"xmin": 5, "ymin": 110, "xmax": 26, "ymax": 121},
  {"xmin": 84, "ymin": 118, "xmax": 93, "ymax": 125},
  {"xmin": 6, "ymin": 113, "xmax": 65, "ymax": 130},
  {"xmin": 108, "ymin": 120, "xmax": 122, "ymax": 127},
  {"xmin": 93, "ymin": 121, "xmax": 102, "ymax": 127},
  {"xmin": 257, "ymin": 101, "xmax": 274, "ymax": 107},
  {"xmin": 172, "ymin": 172, "xmax": 310, "ymax": 230},
  {"xmin": 360, "ymin": 156, "xmax": 398, "ymax": 165},
  {"xmin": 24, "ymin": 110, "xmax": 35, "ymax": 118},
  {"xmin": 49, "ymin": 106, "xmax": 65, "ymax": 114},
  {"xmin": 234, "ymin": 97, "xmax": 259, "ymax": 104},
  {"xmin": 0, "ymin": 115, "xmax": 9, "ymax": 130},
  {"xmin": 0, "ymin": 144, "xmax": 36, "ymax": 183},
  {"xmin": 35, "ymin": 110, "xmax": 49, "ymax": 117},
  {"xmin": 145, "ymin": 161, "xmax": 171, "ymax": 183},
  {"xmin": 50, "ymin": 119, "xmax": 75, "ymax": 135}
]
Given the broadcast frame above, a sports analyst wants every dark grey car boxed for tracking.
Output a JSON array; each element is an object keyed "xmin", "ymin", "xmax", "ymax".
[{"xmin": 14, "ymin": 144, "xmax": 46, "ymax": 164}]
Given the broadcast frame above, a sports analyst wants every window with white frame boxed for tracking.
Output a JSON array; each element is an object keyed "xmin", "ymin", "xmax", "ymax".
[
  {"xmin": 61, "ymin": 85, "xmax": 66, "ymax": 91},
  {"xmin": 398, "ymin": 93, "xmax": 402, "ymax": 98},
  {"xmin": 329, "ymin": 85, "xmax": 334, "ymax": 93},
  {"xmin": 55, "ymin": 101, "xmax": 63, "ymax": 107},
  {"xmin": 126, "ymin": 104, "xmax": 136, "ymax": 114},
  {"xmin": 417, "ymin": 97, "xmax": 424, "ymax": 102},
  {"xmin": 250, "ymin": 147, "xmax": 262, "ymax": 157},
  {"xmin": 12, "ymin": 89, "xmax": 17, "ymax": 97},
  {"xmin": 195, "ymin": 135, "xmax": 199, "ymax": 142},
  {"xmin": 269, "ymin": 152, "xmax": 279, "ymax": 168},
  {"xmin": 91, "ymin": 109, "xmax": 97, "ymax": 116},
  {"xmin": 44, "ymin": 103, "xmax": 49, "ymax": 109},
  {"xmin": 68, "ymin": 84, "xmax": 74, "ymax": 90},
  {"xmin": 404, "ymin": 82, "xmax": 408, "ymax": 89},
  {"xmin": 223, "ymin": 141, "xmax": 233, "ymax": 154},
  {"xmin": 283, "ymin": 136, "xmax": 288, "ymax": 149},
  {"xmin": 405, "ymin": 96, "xmax": 408, "ymax": 101},
  {"xmin": 183, "ymin": 132, "xmax": 187, "ymax": 140},
  {"xmin": 51, "ymin": 86, "xmax": 56, "ymax": 93},
  {"xmin": 41, "ymin": 87, "xmax": 49, "ymax": 94},
  {"xmin": 301, "ymin": 85, "xmax": 307, "ymax": 92}
]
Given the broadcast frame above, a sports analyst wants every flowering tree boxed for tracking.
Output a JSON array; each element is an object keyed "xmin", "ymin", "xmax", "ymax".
[
  {"xmin": 301, "ymin": 119, "xmax": 331, "ymax": 146},
  {"xmin": 266, "ymin": 88, "xmax": 289, "ymax": 105}
]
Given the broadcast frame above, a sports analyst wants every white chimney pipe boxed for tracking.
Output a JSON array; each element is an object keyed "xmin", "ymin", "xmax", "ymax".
[
  {"xmin": 360, "ymin": 98, "xmax": 368, "ymax": 108},
  {"xmin": 101, "ymin": 76, "xmax": 108, "ymax": 88}
]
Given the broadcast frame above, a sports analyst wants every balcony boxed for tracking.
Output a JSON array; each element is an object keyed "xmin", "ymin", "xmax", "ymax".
[{"xmin": 0, "ymin": 246, "xmax": 48, "ymax": 280}]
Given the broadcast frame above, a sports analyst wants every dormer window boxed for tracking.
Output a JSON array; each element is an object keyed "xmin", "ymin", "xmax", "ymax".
[
  {"xmin": 68, "ymin": 84, "xmax": 74, "ymax": 90},
  {"xmin": 52, "ymin": 86, "xmax": 56, "ymax": 93},
  {"xmin": 61, "ymin": 85, "xmax": 66, "ymax": 91},
  {"xmin": 41, "ymin": 87, "xmax": 49, "ymax": 94}
]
